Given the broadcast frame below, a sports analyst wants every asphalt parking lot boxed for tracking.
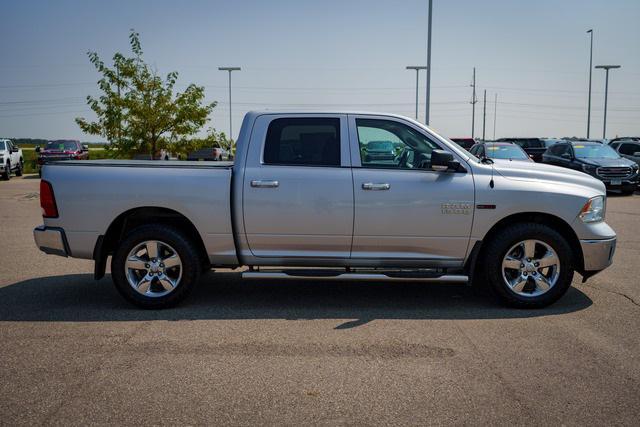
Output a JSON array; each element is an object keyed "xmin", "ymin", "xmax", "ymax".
[{"xmin": 0, "ymin": 175, "xmax": 639, "ymax": 425}]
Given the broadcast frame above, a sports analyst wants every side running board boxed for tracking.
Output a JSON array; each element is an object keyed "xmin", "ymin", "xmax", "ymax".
[{"xmin": 241, "ymin": 271, "xmax": 468, "ymax": 283}]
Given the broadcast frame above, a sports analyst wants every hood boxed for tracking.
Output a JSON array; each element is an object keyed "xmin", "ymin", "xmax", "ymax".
[
  {"xmin": 577, "ymin": 157, "xmax": 636, "ymax": 168},
  {"xmin": 490, "ymin": 159, "xmax": 605, "ymax": 194}
]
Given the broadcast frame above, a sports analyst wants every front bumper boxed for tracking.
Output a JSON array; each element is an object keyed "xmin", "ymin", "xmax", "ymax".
[
  {"xmin": 33, "ymin": 225, "xmax": 69, "ymax": 257},
  {"xmin": 580, "ymin": 237, "xmax": 616, "ymax": 272}
]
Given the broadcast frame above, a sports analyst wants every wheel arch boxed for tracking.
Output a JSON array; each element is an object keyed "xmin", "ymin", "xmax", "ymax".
[
  {"xmin": 467, "ymin": 211, "xmax": 584, "ymax": 278},
  {"xmin": 93, "ymin": 206, "xmax": 209, "ymax": 280}
]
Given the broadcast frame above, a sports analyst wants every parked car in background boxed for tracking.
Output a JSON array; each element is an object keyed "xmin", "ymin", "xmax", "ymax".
[
  {"xmin": 34, "ymin": 111, "xmax": 617, "ymax": 310},
  {"xmin": 36, "ymin": 140, "xmax": 89, "ymax": 176},
  {"xmin": 542, "ymin": 138, "xmax": 563, "ymax": 148},
  {"xmin": 187, "ymin": 146, "xmax": 230, "ymax": 161},
  {"xmin": 608, "ymin": 137, "xmax": 639, "ymax": 146},
  {"xmin": 0, "ymin": 139, "xmax": 24, "ymax": 180},
  {"xmin": 469, "ymin": 141, "xmax": 533, "ymax": 162},
  {"xmin": 133, "ymin": 149, "xmax": 173, "ymax": 160},
  {"xmin": 496, "ymin": 138, "xmax": 547, "ymax": 162},
  {"xmin": 608, "ymin": 139, "xmax": 640, "ymax": 168},
  {"xmin": 361, "ymin": 140, "xmax": 396, "ymax": 163},
  {"xmin": 542, "ymin": 140, "xmax": 639, "ymax": 194},
  {"xmin": 450, "ymin": 138, "xmax": 476, "ymax": 150}
]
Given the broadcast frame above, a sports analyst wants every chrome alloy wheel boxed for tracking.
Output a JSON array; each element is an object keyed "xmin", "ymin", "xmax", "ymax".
[
  {"xmin": 125, "ymin": 240, "xmax": 183, "ymax": 297},
  {"xmin": 501, "ymin": 239, "xmax": 560, "ymax": 297}
]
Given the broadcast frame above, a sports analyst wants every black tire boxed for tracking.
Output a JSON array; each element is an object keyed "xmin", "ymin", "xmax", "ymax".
[
  {"xmin": 2, "ymin": 162, "xmax": 10, "ymax": 180},
  {"xmin": 111, "ymin": 224, "xmax": 202, "ymax": 309},
  {"xmin": 15, "ymin": 160, "xmax": 23, "ymax": 177},
  {"xmin": 482, "ymin": 223, "xmax": 574, "ymax": 308}
]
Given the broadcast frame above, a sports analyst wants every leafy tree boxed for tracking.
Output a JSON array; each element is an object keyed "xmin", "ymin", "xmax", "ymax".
[
  {"xmin": 76, "ymin": 30, "xmax": 216, "ymax": 159},
  {"xmin": 170, "ymin": 128, "xmax": 235, "ymax": 159}
]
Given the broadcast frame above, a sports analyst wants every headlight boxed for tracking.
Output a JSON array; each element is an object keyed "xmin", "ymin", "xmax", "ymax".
[
  {"xmin": 579, "ymin": 196, "xmax": 605, "ymax": 223},
  {"xmin": 581, "ymin": 164, "xmax": 597, "ymax": 174},
  {"xmin": 632, "ymin": 164, "xmax": 639, "ymax": 174}
]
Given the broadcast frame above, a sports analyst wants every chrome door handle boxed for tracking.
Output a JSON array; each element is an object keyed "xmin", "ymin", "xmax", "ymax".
[
  {"xmin": 362, "ymin": 182, "xmax": 390, "ymax": 191},
  {"xmin": 251, "ymin": 180, "xmax": 279, "ymax": 188}
]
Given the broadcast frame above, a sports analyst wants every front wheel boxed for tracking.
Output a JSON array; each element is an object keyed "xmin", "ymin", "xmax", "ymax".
[
  {"xmin": 111, "ymin": 224, "xmax": 202, "ymax": 308},
  {"xmin": 2, "ymin": 162, "xmax": 10, "ymax": 180},
  {"xmin": 483, "ymin": 223, "xmax": 574, "ymax": 308}
]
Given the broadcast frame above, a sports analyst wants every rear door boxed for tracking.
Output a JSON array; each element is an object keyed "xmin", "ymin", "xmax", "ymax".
[
  {"xmin": 242, "ymin": 114, "xmax": 354, "ymax": 258},
  {"xmin": 348, "ymin": 115, "xmax": 474, "ymax": 264}
]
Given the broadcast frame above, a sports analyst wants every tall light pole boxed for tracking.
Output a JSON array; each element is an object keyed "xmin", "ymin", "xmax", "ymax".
[
  {"xmin": 425, "ymin": 0, "xmax": 433, "ymax": 125},
  {"xmin": 586, "ymin": 29, "xmax": 593, "ymax": 138},
  {"xmin": 482, "ymin": 89, "xmax": 487, "ymax": 141},
  {"xmin": 406, "ymin": 66, "xmax": 427, "ymax": 120},
  {"xmin": 493, "ymin": 93, "xmax": 497, "ymax": 140},
  {"xmin": 218, "ymin": 67, "xmax": 241, "ymax": 140},
  {"xmin": 595, "ymin": 65, "xmax": 621, "ymax": 139},
  {"xmin": 470, "ymin": 67, "xmax": 477, "ymax": 138}
]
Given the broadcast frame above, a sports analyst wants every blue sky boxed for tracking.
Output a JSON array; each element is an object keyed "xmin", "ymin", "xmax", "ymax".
[{"xmin": 1, "ymin": 0, "xmax": 638, "ymax": 140}]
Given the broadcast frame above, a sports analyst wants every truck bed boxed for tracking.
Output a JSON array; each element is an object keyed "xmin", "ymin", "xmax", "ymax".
[{"xmin": 41, "ymin": 159, "xmax": 237, "ymax": 265}]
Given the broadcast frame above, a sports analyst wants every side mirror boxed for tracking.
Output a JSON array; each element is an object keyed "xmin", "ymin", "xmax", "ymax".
[
  {"xmin": 12, "ymin": 147, "xmax": 19, "ymax": 153},
  {"xmin": 431, "ymin": 149, "xmax": 460, "ymax": 171},
  {"xmin": 82, "ymin": 144, "xmax": 89, "ymax": 152},
  {"xmin": 633, "ymin": 152, "xmax": 640, "ymax": 157},
  {"xmin": 561, "ymin": 152, "xmax": 572, "ymax": 160},
  {"xmin": 35, "ymin": 146, "xmax": 41, "ymax": 153}
]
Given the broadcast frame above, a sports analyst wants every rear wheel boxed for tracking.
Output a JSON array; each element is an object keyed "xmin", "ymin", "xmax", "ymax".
[
  {"xmin": 111, "ymin": 224, "xmax": 202, "ymax": 308},
  {"xmin": 15, "ymin": 160, "xmax": 23, "ymax": 177},
  {"xmin": 483, "ymin": 223, "xmax": 574, "ymax": 308}
]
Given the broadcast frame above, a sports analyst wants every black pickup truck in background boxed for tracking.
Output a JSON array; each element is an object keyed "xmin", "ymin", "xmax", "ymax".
[{"xmin": 496, "ymin": 138, "xmax": 547, "ymax": 162}]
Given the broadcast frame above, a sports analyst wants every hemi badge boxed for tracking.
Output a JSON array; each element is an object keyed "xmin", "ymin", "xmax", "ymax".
[{"xmin": 477, "ymin": 204, "xmax": 496, "ymax": 210}]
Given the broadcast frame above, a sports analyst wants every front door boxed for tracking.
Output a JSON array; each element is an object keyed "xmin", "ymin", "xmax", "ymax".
[
  {"xmin": 242, "ymin": 114, "xmax": 354, "ymax": 258},
  {"xmin": 348, "ymin": 115, "xmax": 475, "ymax": 265}
]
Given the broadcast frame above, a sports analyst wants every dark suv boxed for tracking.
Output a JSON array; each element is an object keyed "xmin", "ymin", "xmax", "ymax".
[{"xmin": 542, "ymin": 140, "xmax": 639, "ymax": 194}]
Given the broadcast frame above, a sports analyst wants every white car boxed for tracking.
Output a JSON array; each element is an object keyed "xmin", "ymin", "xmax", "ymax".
[{"xmin": 0, "ymin": 139, "xmax": 24, "ymax": 180}]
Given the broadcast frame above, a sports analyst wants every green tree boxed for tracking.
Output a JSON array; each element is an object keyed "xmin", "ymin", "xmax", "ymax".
[
  {"xmin": 76, "ymin": 30, "xmax": 216, "ymax": 159},
  {"xmin": 170, "ymin": 128, "xmax": 235, "ymax": 159}
]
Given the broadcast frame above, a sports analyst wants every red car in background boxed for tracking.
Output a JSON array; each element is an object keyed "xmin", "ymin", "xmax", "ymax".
[{"xmin": 36, "ymin": 140, "xmax": 89, "ymax": 176}]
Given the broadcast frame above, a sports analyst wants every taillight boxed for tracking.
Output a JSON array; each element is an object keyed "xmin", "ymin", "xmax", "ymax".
[{"xmin": 40, "ymin": 180, "xmax": 58, "ymax": 218}]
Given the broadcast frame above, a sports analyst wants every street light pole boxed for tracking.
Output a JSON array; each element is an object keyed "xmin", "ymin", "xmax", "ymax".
[
  {"xmin": 425, "ymin": 0, "xmax": 433, "ymax": 125},
  {"xmin": 595, "ymin": 65, "xmax": 621, "ymax": 139},
  {"xmin": 218, "ymin": 67, "xmax": 241, "ymax": 140},
  {"xmin": 586, "ymin": 29, "xmax": 593, "ymax": 138},
  {"xmin": 406, "ymin": 66, "xmax": 427, "ymax": 120}
]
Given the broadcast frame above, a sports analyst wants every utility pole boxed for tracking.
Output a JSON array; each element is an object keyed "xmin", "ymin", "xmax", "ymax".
[
  {"xmin": 406, "ymin": 66, "xmax": 427, "ymax": 120},
  {"xmin": 470, "ymin": 67, "xmax": 477, "ymax": 138},
  {"xmin": 482, "ymin": 89, "xmax": 487, "ymax": 140},
  {"xmin": 493, "ymin": 93, "xmax": 497, "ymax": 140},
  {"xmin": 218, "ymin": 67, "xmax": 241, "ymax": 140},
  {"xmin": 586, "ymin": 29, "xmax": 594, "ymax": 138},
  {"xmin": 595, "ymin": 65, "xmax": 621, "ymax": 139},
  {"xmin": 425, "ymin": 0, "xmax": 433, "ymax": 125}
]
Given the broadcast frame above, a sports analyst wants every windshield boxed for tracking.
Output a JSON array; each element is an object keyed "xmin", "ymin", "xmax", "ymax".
[
  {"xmin": 573, "ymin": 144, "xmax": 620, "ymax": 159},
  {"xmin": 0, "ymin": 141, "xmax": 5, "ymax": 151},
  {"xmin": 486, "ymin": 144, "xmax": 529, "ymax": 160},
  {"xmin": 45, "ymin": 140, "xmax": 79, "ymax": 151},
  {"xmin": 366, "ymin": 141, "xmax": 394, "ymax": 151}
]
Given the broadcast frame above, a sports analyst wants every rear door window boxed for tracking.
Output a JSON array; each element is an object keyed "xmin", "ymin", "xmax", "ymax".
[{"xmin": 263, "ymin": 118, "xmax": 340, "ymax": 166}]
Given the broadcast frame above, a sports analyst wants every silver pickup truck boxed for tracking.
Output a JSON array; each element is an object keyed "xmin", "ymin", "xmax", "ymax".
[{"xmin": 34, "ymin": 111, "xmax": 616, "ymax": 309}]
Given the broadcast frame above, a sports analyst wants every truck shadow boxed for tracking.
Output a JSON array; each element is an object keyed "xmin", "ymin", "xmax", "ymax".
[{"xmin": 0, "ymin": 272, "xmax": 592, "ymax": 328}]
